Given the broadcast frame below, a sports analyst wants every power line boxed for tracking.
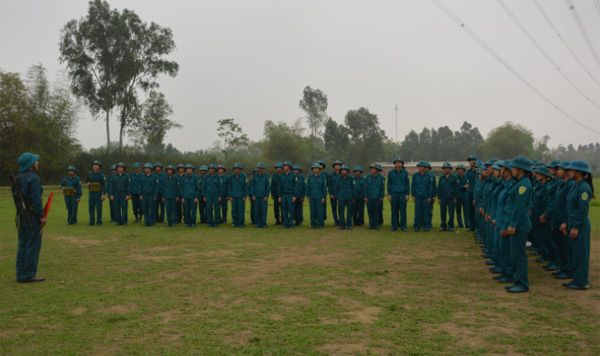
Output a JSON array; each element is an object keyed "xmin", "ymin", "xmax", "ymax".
[
  {"xmin": 564, "ymin": 0, "xmax": 600, "ymax": 70},
  {"xmin": 595, "ymin": 0, "xmax": 600, "ymax": 15},
  {"xmin": 497, "ymin": 0, "xmax": 600, "ymax": 112},
  {"xmin": 430, "ymin": 0, "xmax": 600, "ymax": 137},
  {"xmin": 533, "ymin": 0, "xmax": 600, "ymax": 88}
]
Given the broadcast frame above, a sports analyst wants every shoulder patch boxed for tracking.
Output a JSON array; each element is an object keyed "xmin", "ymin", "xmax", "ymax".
[
  {"xmin": 518, "ymin": 186, "xmax": 527, "ymax": 195},
  {"xmin": 581, "ymin": 192, "xmax": 589, "ymax": 201}
]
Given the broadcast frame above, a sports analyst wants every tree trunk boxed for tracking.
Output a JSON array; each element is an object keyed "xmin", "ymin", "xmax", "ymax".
[
  {"xmin": 119, "ymin": 122, "xmax": 124, "ymax": 152},
  {"xmin": 105, "ymin": 110, "xmax": 111, "ymax": 150}
]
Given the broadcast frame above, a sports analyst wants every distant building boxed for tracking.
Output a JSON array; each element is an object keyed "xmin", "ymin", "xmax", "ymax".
[{"xmin": 375, "ymin": 161, "xmax": 469, "ymax": 175}]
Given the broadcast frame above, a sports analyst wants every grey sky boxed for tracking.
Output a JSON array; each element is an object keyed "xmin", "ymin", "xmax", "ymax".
[{"xmin": 1, "ymin": 0, "xmax": 600, "ymax": 151}]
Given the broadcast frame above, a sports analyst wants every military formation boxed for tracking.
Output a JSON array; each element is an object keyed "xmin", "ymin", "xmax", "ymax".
[{"xmin": 13, "ymin": 152, "xmax": 594, "ymax": 292}]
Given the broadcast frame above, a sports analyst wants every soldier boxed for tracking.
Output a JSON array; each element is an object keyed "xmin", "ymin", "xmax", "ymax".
[
  {"xmin": 492, "ymin": 160, "xmax": 516, "ymax": 284},
  {"xmin": 550, "ymin": 161, "xmax": 574, "ymax": 280},
  {"xmin": 176, "ymin": 164, "xmax": 186, "ymax": 223},
  {"xmin": 15, "ymin": 152, "xmax": 45, "ymax": 283},
  {"xmin": 318, "ymin": 160, "xmax": 328, "ymax": 221},
  {"xmin": 130, "ymin": 162, "xmax": 143, "ymax": 222},
  {"xmin": 107, "ymin": 164, "xmax": 117, "ymax": 222},
  {"xmin": 306, "ymin": 162, "xmax": 327, "ymax": 229},
  {"xmin": 352, "ymin": 166, "xmax": 366, "ymax": 226},
  {"xmin": 503, "ymin": 156, "xmax": 533, "ymax": 293},
  {"xmin": 280, "ymin": 160, "xmax": 296, "ymax": 228},
  {"xmin": 154, "ymin": 162, "xmax": 166, "ymax": 223},
  {"xmin": 411, "ymin": 161, "xmax": 431, "ymax": 232},
  {"xmin": 365, "ymin": 163, "xmax": 385, "ymax": 230},
  {"xmin": 293, "ymin": 164, "xmax": 305, "ymax": 226},
  {"xmin": 109, "ymin": 162, "xmax": 130, "ymax": 225},
  {"xmin": 249, "ymin": 169, "xmax": 256, "ymax": 225},
  {"xmin": 377, "ymin": 164, "xmax": 385, "ymax": 226},
  {"xmin": 251, "ymin": 162, "xmax": 270, "ymax": 228},
  {"xmin": 532, "ymin": 165, "xmax": 556, "ymax": 270},
  {"xmin": 60, "ymin": 165, "xmax": 82, "ymax": 225},
  {"xmin": 424, "ymin": 162, "xmax": 436, "ymax": 230},
  {"xmin": 197, "ymin": 165, "xmax": 208, "ymax": 224},
  {"xmin": 228, "ymin": 163, "xmax": 248, "ymax": 228},
  {"xmin": 271, "ymin": 162, "xmax": 283, "ymax": 225},
  {"xmin": 181, "ymin": 164, "xmax": 199, "ymax": 227},
  {"xmin": 141, "ymin": 163, "xmax": 158, "ymax": 227},
  {"xmin": 466, "ymin": 155, "xmax": 478, "ymax": 232},
  {"xmin": 328, "ymin": 160, "xmax": 342, "ymax": 226},
  {"xmin": 455, "ymin": 164, "xmax": 468, "ymax": 228},
  {"xmin": 562, "ymin": 160, "xmax": 593, "ymax": 290},
  {"xmin": 539, "ymin": 161, "xmax": 561, "ymax": 272},
  {"xmin": 164, "ymin": 165, "xmax": 180, "ymax": 227},
  {"xmin": 335, "ymin": 165, "xmax": 354, "ymax": 230},
  {"xmin": 203, "ymin": 164, "xmax": 221, "ymax": 227},
  {"xmin": 87, "ymin": 160, "xmax": 106, "ymax": 226},
  {"xmin": 217, "ymin": 164, "xmax": 229, "ymax": 223},
  {"xmin": 437, "ymin": 162, "xmax": 458, "ymax": 232},
  {"xmin": 387, "ymin": 157, "xmax": 410, "ymax": 232}
]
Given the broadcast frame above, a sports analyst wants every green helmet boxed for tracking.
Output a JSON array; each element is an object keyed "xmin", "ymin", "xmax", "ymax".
[
  {"xmin": 154, "ymin": 162, "xmax": 163, "ymax": 168},
  {"xmin": 133, "ymin": 162, "xmax": 141, "ymax": 169},
  {"xmin": 116, "ymin": 162, "xmax": 126, "ymax": 169},
  {"xmin": 232, "ymin": 162, "xmax": 243, "ymax": 169},
  {"xmin": 256, "ymin": 162, "xmax": 266, "ymax": 169},
  {"xmin": 275, "ymin": 162, "xmax": 283, "ymax": 169},
  {"xmin": 353, "ymin": 165, "xmax": 364, "ymax": 172},
  {"xmin": 340, "ymin": 164, "xmax": 350, "ymax": 172},
  {"xmin": 442, "ymin": 162, "xmax": 452, "ymax": 169},
  {"xmin": 283, "ymin": 160, "xmax": 293, "ymax": 168},
  {"xmin": 166, "ymin": 164, "xmax": 176, "ymax": 172},
  {"xmin": 199, "ymin": 165, "xmax": 208, "ymax": 171},
  {"xmin": 143, "ymin": 162, "xmax": 154, "ymax": 169},
  {"xmin": 293, "ymin": 164, "xmax": 302, "ymax": 171},
  {"xmin": 311, "ymin": 162, "xmax": 322, "ymax": 170},
  {"xmin": 185, "ymin": 163, "xmax": 195, "ymax": 170},
  {"xmin": 91, "ymin": 160, "xmax": 102, "ymax": 168},
  {"xmin": 208, "ymin": 163, "xmax": 217, "ymax": 170},
  {"xmin": 332, "ymin": 160, "xmax": 342, "ymax": 167},
  {"xmin": 67, "ymin": 165, "xmax": 77, "ymax": 172}
]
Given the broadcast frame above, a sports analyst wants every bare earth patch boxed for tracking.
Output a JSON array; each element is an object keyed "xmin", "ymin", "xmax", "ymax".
[{"xmin": 99, "ymin": 303, "xmax": 138, "ymax": 314}]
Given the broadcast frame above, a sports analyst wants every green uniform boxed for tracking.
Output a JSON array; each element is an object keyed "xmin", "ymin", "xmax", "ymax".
[
  {"xmin": 109, "ymin": 173, "xmax": 130, "ymax": 225},
  {"xmin": 228, "ymin": 173, "xmax": 248, "ymax": 227},
  {"xmin": 87, "ymin": 171, "xmax": 106, "ymax": 225},
  {"xmin": 506, "ymin": 176, "xmax": 533, "ymax": 289},
  {"xmin": 365, "ymin": 173, "xmax": 385, "ymax": 229},
  {"xmin": 271, "ymin": 173, "xmax": 282, "ymax": 224},
  {"xmin": 306, "ymin": 174, "xmax": 327, "ymax": 228},
  {"xmin": 218, "ymin": 173, "xmax": 229, "ymax": 223},
  {"xmin": 411, "ymin": 172, "xmax": 431, "ymax": 231},
  {"xmin": 163, "ymin": 175, "xmax": 180, "ymax": 226},
  {"xmin": 387, "ymin": 168, "xmax": 410, "ymax": 230},
  {"xmin": 181, "ymin": 174, "xmax": 198, "ymax": 227},
  {"xmin": 353, "ymin": 176, "xmax": 366, "ymax": 226},
  {"xmin": 294, "ymin": 173, "xmax": 305, "ymax": 225},
  {"xmin": 566, "ymin": 180, "xmax": 592, "ymax": 287},
  {"xmin": 328, "ymin": 172, "xmax": 340, "ymax": 225},
  {"xmin": 141, "ymin": 173, "xmax": 158, "ymax": 226},
  {"xmin": 16, "ymin": 171, "xmax": 43, "ymax": 282},
  {"xmin": 496, "ymin": 178, "xmax": 516, "ymax": 280},
  {"xmin": 456, "ymin": 174, "xmax": 469, "ymax": 228},
  {"xmin": 466, "ymin": 167, "xmax": 478, "ymax": 230},
  {"xmin": 552, "ymin": 179, "xmax": 574, "ymax": 276},
  {"xmin": 204, "ymin": 174, "xmax": 221, "ymax": 227},
  {"xmin": 130, "ymin": 172, "xmax": 143, "ymax": 221},
  {"xmin": 280, "ymin": 171, "xmax": 296, "ymax": 228},
  {"xmin": 335, "ymin": 175, "xmax": 354, "ymax": 229},
  {"xmin": 60, "ymin": 175, "xmax": 82, "ymax": 224},
  {"xmin": 250, "ymin": 172, "xmax": 270, "ymax": 227},
  {"xmin": 437, "ymin": 173, "xmax": 458, "ymax": 230}
]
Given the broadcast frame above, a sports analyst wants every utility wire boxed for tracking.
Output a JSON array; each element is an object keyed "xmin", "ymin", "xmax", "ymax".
[
  {"xmin": 595, "ymin": 0, "xmax": 600, "ymax": 15},
  {"xmin": 497, "ymin": 0, "xmax": 600, "ymax": 112},
  {"xmin": 430, "ymin": 0, "xmax": 600, "ymax": 136},
  {"xmin": 565, "ymin": 0, "xmax": 600, "ymax": 70},
  {"xmin": 533, "ymin": 0, "xmax": 600, "ymax": 87}
]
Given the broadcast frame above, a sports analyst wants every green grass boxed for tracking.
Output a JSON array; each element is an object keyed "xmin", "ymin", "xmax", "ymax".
[{"xmin": 1, "ymin": 186, "xmax": 599, "ymax": 355}]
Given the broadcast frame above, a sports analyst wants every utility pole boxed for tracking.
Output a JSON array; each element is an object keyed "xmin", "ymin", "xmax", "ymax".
[{"xmin": 395, "ymin": 104, "xmax": 398, "ymax": 142}]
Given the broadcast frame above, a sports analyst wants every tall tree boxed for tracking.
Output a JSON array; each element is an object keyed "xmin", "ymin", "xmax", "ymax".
[
  {"xmin": 480, "ymin": 122, "xmax": 535, "ymax": 159},
  {"xmin": 323, "ymin": 118, "xmax": 350, "ymax": 160},
  {"xmin": 299, "ymin": 86, "xmax": 328, "ymax": 137},
  {"xmin": 129, "ymin": 91, "xmax": 180, "ymax": 154},
  {"xmin": 59, "ymin": 0, "xmax": 178, "ymax": 149},
  {"xmin": 344, "ymin": 107, "xmax": 386, "ymax": 164},
  {"xmin": 217, "ymin": 118, "xmax": 249, "ymax": 162}
]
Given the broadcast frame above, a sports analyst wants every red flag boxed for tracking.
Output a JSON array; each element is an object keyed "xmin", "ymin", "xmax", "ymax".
[{"xmin": 43, "ymin": 192, "xmax": 54, "ymax": 219}]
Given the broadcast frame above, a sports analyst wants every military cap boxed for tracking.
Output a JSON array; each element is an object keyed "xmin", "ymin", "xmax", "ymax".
[
  {"xmin": 509, "ymin": 156, "xmax": 532, "ymax": 173},
  {"xmin": 375, "ymin": 163, "xmax": 383, "ymax": 171},
  {"xmin": 91, "ymin": 160, "xmax": 102, "ymax": 168},
  {"xmin": 283, "ymin": 160, "xmax": 293, "ymax": 168},
  {"xmin": 133, "ymin": 162, "xmax": 141, "ymax": 168},
  {"xmin": 18, "ymin": 152, "xmax": 40, "ymax": 173},
  {"xmin": 498, "ymin": 160, "xmax": 512, "ymax": 169},
  {"xmin": 534, "ymin": 165, "xmax": 551, "ymax": 177},
  {"xmin": 566, "ymin": 160, "xmax": 592, "ymax": 175},
  {"xmin": 423, "ymin": 161, "xmax": 432, "ymax": 169},
  {"xmin": 110, "ymin": 164, "xmax": 117, "ymax": 170},
  {"xmin": 549, "ymin": 159, "xmax": 560, "ymax": 168},
  {"xmin": 199, "ymin": 165, "xmax": 208, "ymax": 171},
  {"xmin": 256, "ymin": 162, "xmax": 266, "ymax": 169},
  {"xmin": 332, "ymin": 160, "xmax": 342, "ymax": 167},
  {"xmin": 217, "ymin": 164, "xmax": 226, "ymax": 171},
  {"xmin": 275, "ymin": 162, "xmax": 283, "ymax": 169},
  {"xmin": 116, "ymin": 162, "xmax": 126, "ymax": 169},
  {"xmin": 416, "ymin": 160, "xmax": 428, "ymax": 168},
  {"xmin": 311, "ymin": 162, "xmax": 322, "ymax": 169},
  {"xmin": 467, "ymin": 155, "xmax": 478, "ymax": 161},
  {"xmin": 456, "ymin": 163, "xmax": 466, "ymax": 171},
  {"xmin": 293, "ymin": 164, "xmax": 302, "ymax": 171},
  {"xmin": 353, "ymin": 165, "xmax": 364, "ymax": 172},
  {"xmin": 491, "ymin": 160, "xmax": 503, "ymax": 170},
  {"xmin": 369, "ymin": 163, "xmax": 378, "ymax": 170},
  {"xmin": 484, "ymin": 158, "xmax": 498, "ymax": 167},
  {"xmin": 393, "ymin": 157, "xmax": 404, "ymax": 164},
  {"xmin": 176, "ymin": 163, "xmax": 185, "ymax": 169},
  {"xmin": 154, "ymin": 162, "xmax": 163, "ymax": 168},
  {"xmin": 340, "ymin": 164, "xmax": 350, "ymax": 172},
  {"xmin": 232, "ymin": 162, "xmax": 243, "ymax": 169},
  {"xmin": 185, "ymin": 163, "xmax": 195, "ymax": 170},
  {"xmin": 67, "ymin": 165, "xmax": 77, "ymax": 172},
  {"xmin": 557, "ymin": 161, "xmax": 570, "ymax": 169},
  {"xmin": 208, "ymin": 163, "xmax": 217, "ymax": 170},
  {"xmin": 442, "ymin": 162, "xmax": 453, "ymax": 169},
  {"xmin": 317, "ymin": 160, "xmax": 326, "ymax": 168},
  {"xmin": 144, "ymin": 162, "xmax": 154, "ymax": 169},
  {"xmin": 166, "ymin": 164, "xmax": 176, "ymax": 172}
]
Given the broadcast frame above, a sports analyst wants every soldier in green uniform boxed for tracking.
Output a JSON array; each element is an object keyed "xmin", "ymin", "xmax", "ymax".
[
  {"xmin": 130, "ymin": 163, "xmax": 143, "ymax": 222},
  {"xmin": 539, "ymin": 161, "xmax": 561, "ymax": 272},
  {"xmin": 107, "ymin": 164, "xmax": 117, "ymax": 222},
  {"xmin": 306, "ymin": 163, "xmax": 327, "ymax": 229},
  {"xmin": 365, "ymin": 164, "xmax": 385, "ymax": 229},
  {"xmin": 455, "ymin": 164, "xmax": 468, "ymax": 228},
  {"xmin": 60, "ymin": 166, "xmax": 82, "ymax": 225},
  {"xmin": 466, "ymin": 155, "xmax": 478, "ymax": 231},
  {"xmin": 437, "ymin": 162, "xmax": 458, "ymax": 232},
  {"xmin": 411, "ymin": 161, "xmax": 430, "ymax": 232},
  {"xmin": 387, "ymin": 157, "xmax": 410, "ymax": 231},
  {"xmin": 493, "ymin": 160, "xmax": 516, "ymax": 284},
  {"xmin": 154, "ymin": 162, "xmax": 166, "ymax": 223},
  {"xmin": 352, "ymin": 166, "xmax": 366, "ymax": 226},
  {"xmin": 503, "ymin": 156, "xmax": 533, "ymax": 293},
  {"xmin": 87, "ymin": 160, "xmax": 106, "ymax": 225},
  {"xmin": 425, "ymin": 162, "xmax": 436, "ymax": 230},
  {"xmin": 293, "ymin": 164, "xmax": 305, "ymax": 226},
  {"xmin": 197, "ymin": 165, "xmax": 208, "ymax": 224},
  {"xmin": 532, "ymin": 165, "xmax": 555, "ymax": 270},
  {"xmin": 377, "ymin": 164, "xmax": 385, "ymax": 225},
  {"xmin": 176, "ymin": 164, "xmax": 186, "ymax": 223},
  {"xmin": 203, "ymin": 164, "xmax": 221, "ymax": 227},
  {"xmin": 335, "ymin": 165, "xmax": 354, "ymax": 230},
  {"xmin": 163, "ymin": 165, "xmax": 180, "ymax": 227},
  {"xmin": 250, "ymin": 162, "xmax": 270, "ymax": 228},
  {"xmin": 228, "ymin": 163, "xmax": 247, "ymax": 227},
  {"xmin": 562, "ymin": 160, "xmax": 593, "ymax": 290},
  {"xmin": 249, "ymin": 168, "xmax": 256, "ymax": 225},
  {"xmin": 109, "ymin": 162, "xmax": 130, "ymax": 225},
  {"xmin": 217, "ymin": 165, "xmax": 229, "ymax": 223},
  {"xmin": 141, "ymin": 163, "xmax": 158, "ymax": 226},
  {"xmin": 279, "ymin": 160, "xmax": 297, "ymax": 228},
  {"xmin": 271, "ymin": 162, "xmax": 283, "ymax": 225},
  {"xmin": 329, "ymin": 160, "xmax": 342, "ymax": 226},
  {"xmin": 15, "ymin": 152, "xmax": 46, "ymax": 283},
  {"xmin": 318, "ymin": 160, "xmax": 328, "ymax": 221},
  {"xmin": 551, "ymin": 161, "xmax": 574, "ymax": 280},
  {"xmin": 181, "ymin": 164, "xmax": 199, "ymax": 227}
]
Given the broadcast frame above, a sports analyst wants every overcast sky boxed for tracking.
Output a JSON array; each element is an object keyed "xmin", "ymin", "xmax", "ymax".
[{"xmin": 1, "ymin": 0, "xmax": 600, "ymax": 151}]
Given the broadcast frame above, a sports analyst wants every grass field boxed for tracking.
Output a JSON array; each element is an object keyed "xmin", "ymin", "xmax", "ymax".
[{"xmin": 1, "ymin": 185, "xmax": 599, "ymax": 355}]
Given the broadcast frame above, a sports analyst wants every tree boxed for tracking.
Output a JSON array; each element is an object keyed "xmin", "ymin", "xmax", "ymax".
[
  {"xmin": 262, "ymin": 120, "xmax": 305, "ymax": 163},
  {"xmin": 323, "ymin": 118, "xmax": 350, "ymax": 160},
  {"xmin": 299, "ymin": 86, "xmax": 328, "ymax": 137},
  {"xmin": 480, "ymin": 122, "xmax": 535, "ymax": 159},
  {"xmin": 59, "ymin": 0, "xmax": 179, "ymax": 150},
  {"xmin": 454, "ymin": 121, "xmax": 483, "ymax": 159},
  {"xmin": 344, "ymin": 107, "xmax": 386, "ymax": 164},
  {"xmin": 217, "ymin": 118, "xmax": 249, "ymax": 162},
  {"xmin": 129, "ymin": 91, "xmax": 180, "ymax": 154}
]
